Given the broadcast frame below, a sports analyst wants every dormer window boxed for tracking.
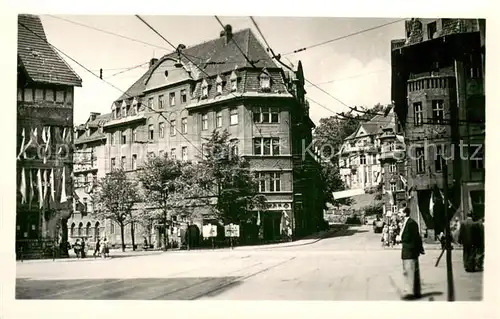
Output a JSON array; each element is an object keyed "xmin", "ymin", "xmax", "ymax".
[
  {"xmin": 132, "ymin": 98, "xmax": 138, "ymax": 114},
  {"xmin": 112, "ymin": 105, "xmax": 117, "ymax": 119},
  {"xmin": 201, "ymin": 79, "xmax": 209, "ymax": 98},
  {"xmin": 230, "ymin": 71, "xmax": 238, "ymax": 92},
  {"xmin": 216, "ymin": 75, "xmax": 223, "ymax": 95},
  {"xmin": 259, "ymin": 69, "xmax": 271, "ymax": 91},
  {"xmin": 121, "ymin": 105, "xmax": 127, "ymax": 117}
]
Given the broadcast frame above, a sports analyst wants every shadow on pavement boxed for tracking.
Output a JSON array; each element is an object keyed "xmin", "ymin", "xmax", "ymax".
[
  {"xmin": 16, "ymin": 277, "xmax": 242, "ymax": 300},
  {"xmin": 321, "ymin": 227, "xmax": 369, "ymax": 239},
  {"xmin": 403, "ymin": 291, "xmax": 444, "ymax": 301}
]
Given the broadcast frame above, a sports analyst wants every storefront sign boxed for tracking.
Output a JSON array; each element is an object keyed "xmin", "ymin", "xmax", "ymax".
[
  {"xmin": 202, "ymin": 224, "xmax": 217, "ymax": 238},
  {"xmin": 224, "ymin": 224, "xmax": 239, "ymax": 237}
]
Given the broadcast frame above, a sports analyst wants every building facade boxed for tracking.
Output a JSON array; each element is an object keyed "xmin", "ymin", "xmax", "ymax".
[
  {"xmin": 84, "ymin": 25, "xmax": 321, "ymax": 246},
  {"xmin": 16, "ymin": 14, "xmax": 82, "ymax": 257},
  {"xmin": 391, "ymin": 18, "xmax": 485, "ymax": 235}
]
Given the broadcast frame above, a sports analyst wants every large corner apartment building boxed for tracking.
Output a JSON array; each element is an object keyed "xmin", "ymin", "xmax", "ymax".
[
  {"xmin": 16, "ymin": 14, "xmax": 82, "ymax": 257},
  {"xmin": 69, "ymin": 25, "xmax": 323, "ymax": 247},
  {"xmin": 391, "ymin": 18, "xmax": 485, "ymax": 235}
]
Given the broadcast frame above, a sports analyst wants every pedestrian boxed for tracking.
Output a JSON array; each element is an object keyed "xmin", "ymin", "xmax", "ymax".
[
  {"xmin": 143, "ymin": 237, "xmax": 148, "ymax": 251},
  {"xmin": 93, "ymin": 239, "xmax": 101, "ymax": 258},
  {"xmin": 382, "ymin": 225, "xmax": 389, "ymax": 247},
  {"xmin": 81, "ymin": 238, "xmax": 86, "ymax": 259},
  {"xmin": 388, "ymin": 223, "xmax": 395, "ymax": 247},
  {"xmin": 399, "ymin": 207, "xmax": 425, "ymax": 300},
  {"xmin": 74, "ymin": 239, "xmax": 82, "ymax": 259},
  {"xmin": 475, "ymin": 217, "xmax": 484, "ymax": 272},
  {"xmin": 100, "ymin": 237, "xmax": 108, "ymax": 258},
  {"xmin": 458, "ymin": 212, "xmax": 479, "ymax": 272}
]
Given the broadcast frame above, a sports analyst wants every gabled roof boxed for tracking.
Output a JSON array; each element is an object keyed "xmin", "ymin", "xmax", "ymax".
[
  {"xmin": 116, "ymin": 28, "xmax": 278, "ymax": 102},
  {"xmin": 17, "ymin": 14, "xmax": 82, "ymax": 87},
  {"xmin": 345, "ymin": 111, "xmax": 395, "ymax": 141}
]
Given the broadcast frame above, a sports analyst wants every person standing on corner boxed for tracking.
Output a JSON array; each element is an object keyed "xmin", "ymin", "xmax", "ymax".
[
  {"xmin": 400, "ymin": 207, "xmax": 425, "ymax": 300},
  {"xmin": 458, "ymin": 212, "xmax": 478, "ymax": 272}
]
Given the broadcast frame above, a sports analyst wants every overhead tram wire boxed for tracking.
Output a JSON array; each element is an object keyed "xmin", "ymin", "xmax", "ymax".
[
  {"xmin": 283, "ymin": 18, "xmax": 406, "ymax": 56},
  {"xmin": 249, "ymin": 17, "xmax": 484, "ymax": 127},
  {"xmin": 19, "ymin": 20, "xmax": 205, "ymax": 160}
]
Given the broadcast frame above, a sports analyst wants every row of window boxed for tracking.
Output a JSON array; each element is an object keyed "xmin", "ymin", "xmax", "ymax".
[
  {"xmin": 17, "ymin": 87, "xmax": 73, "ymax": 104},
  {"xmin": 255, "ymin": 172, "xmax": 282, "ymax": 192},
  {"xmin": 408, "ymin": 77, "xmax": 449, "ymax": 92},
  {"xmin": 414, "ymin": 145, "xmax": 484, "ymax": 174},
  {"xmin": 413, "ymin": 100, "xmax": 445, "ymax": 126},
  {"xmin": 148, "ymin": 89, "xmax": 189, "ymax": 110},
  {"xmin": 110, "ymin": 147, "xmax": 191, "ymax": 170}
]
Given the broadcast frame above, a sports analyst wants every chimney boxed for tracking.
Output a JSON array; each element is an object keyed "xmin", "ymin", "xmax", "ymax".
[
  {"xmin": 223, "ymin": 24, "xmax": 232, "ymax": 44},
  {"xmin": 150, "ymin": 58, "xmax": 158, "ymax": 68},
  {"xmin": 89, "ymin": 112, "xmax": 101, "ymax": 121}
]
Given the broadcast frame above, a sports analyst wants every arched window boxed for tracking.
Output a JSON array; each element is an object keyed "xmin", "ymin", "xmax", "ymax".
[
  {"xmin": 86, "ymin": 222, "xmax": 91, "ymax": 237},
  {"xmin": 70, "ymin": 223, "xmax": 75, "ymax": 237},
  {"xmin": 78, "ymin": 222, "xmax": 83, "ymax": 236},
  {"xmin": 95, "ymin": 221, "xmax": 100, "ymax": 239}
]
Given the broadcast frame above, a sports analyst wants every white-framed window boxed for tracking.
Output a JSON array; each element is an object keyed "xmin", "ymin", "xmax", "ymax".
[
  {"xmin": 169, "ymin": 92, "xmax": 175, "ymax": 106},
  {"xmin": 159, "ymin": 122, "xmax": 165, "ymax": 138},
  {"xmin": 181, "ymin": 147, "xmax": 188, "ymax": 161},
  {"xmin": 469, "ymin": 145, "xmax": 484, "ymax": 170},
  {"xmin": 111, "ymin": 158, "xmax": 116, "ymax": 170},
  {"xmin": 392, "ymin": 205, "xmax": 398, "ymax": 213},
  {"xmin": 202, "ymin": 113, "xmax": 208, "ymax": 130},
  {"xmin": 432, "ymin": 100, "xmax": 444, "ymax": 124},
  {"xmin": 45, "ymin": 89, "xmax": 54, "ymax": 102},
  {"xmin": 253, "ymin": 137, "xmax": 280, "ymax": 156},
  {"xmin": 390, "ymin": 163, "xmax": 397, "ymax": 173},
  {"xmin": 132, "ymin": 154, "xmax": 137, "ymax": 170},
  {"xmin": 269, "ymin": 172, "xmax": 281, "ymax": 192},
  {"xmin": 230, "ymin": 139, "xmax": 239, "ymax": 157},
  {"xmin": 259, "ymin": 71, "xmax": 271, "ymax": 90},
  {"xmin": 110, "ymin": 133, "xmax": 115, "ymax": 145},
  {"xmin": 230, "ymin": 108, "xmax": 238, "ymax": 125},
  {"xmin": 253, "ymin": 107, "xmax": 279, "ymax": 123},
  {"xmin": 132, "ymin": 128, "xmax": 137, "ymax": 142},
  {"xmin": 181, "ymin": 89, "xmax": 187, "ymax": 104},
  {"xmin": 414, "ymin": 102, "xmax": 423, "ymax": 126},
  {"xmin": 201, "ymin": 80, "xmax": 209, "ymax": 98},
  {"xmin": 181, "ymin": 117, "xmax": 187, "ymax": 134},
  {"xmin": 390, "ymin": 182, "xmax": 397, "ymax": 192},
  {"xmin": 170, "ymin": 120, "xmax": 176, "ymax": 136},
  {"xmin": 148, "ymin": 124, "xmax": 154, "ymax": 140},
  {"xmin": 158, "ymin": 95, "xmax": 164, "ymax": 109},
  {"xmin": 416, "ymin": 147, "xmax": 425, "ymax": 174},
  {"xmin": 255, "ymin": 172, "xmax": 266, "ymax": 192},
  {"xmin": 435, "ymin": 144, "xmax": 444, "ymax": 172},
  {"xmin": 216, "ymin": 111, "xmax": 223, "ymax": 128},
  {"xmin": 170, "ymin": 148, "xmax": 176, "ymax": 160},
  {"xmin": 216, "ymin": 76, "xmax": 223, "ymax": 95},
  {"xmin": 360, "ymin": 155, "xmax": 366, "ymax": 165},
  {"xmin": 121, "ymin": 131, "xmax": 127, "ymax": 144},
  {"xmin": 148, "ymin": 97, "xmax": 154, "ymax": 110},
  {"xmin": 121, "ymin": 156, "xmax": 126, "ymax": 169},
  {"xmin": 121, "ymin": 105, "xmax": 127, "ymax": 117},
  {"xmin": 230, "ymin": 71, "xmax": 238, "ymax": 92}
]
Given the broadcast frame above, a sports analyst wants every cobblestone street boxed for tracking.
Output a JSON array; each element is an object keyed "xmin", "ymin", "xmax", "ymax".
[{"xmin": 16, "ymin": 226, "xmax": 483, "ymax": 301}]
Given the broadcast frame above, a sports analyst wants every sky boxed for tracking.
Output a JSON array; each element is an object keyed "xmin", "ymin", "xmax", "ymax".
[{"xmin": 39, "ymin": 15, "xmax": 407, "ymax": 125}]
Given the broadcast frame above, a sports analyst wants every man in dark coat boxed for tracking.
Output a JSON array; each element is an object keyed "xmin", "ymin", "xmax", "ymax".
[
  {"xmin": 458, "ymin": 212, "xmax": 479, "ymax": 272},
  {"xmin": 475, "ymin": 217, "xmax": 484, "ymax": 271},
  {"xmin": 400, "ymin": 207, "xmax": 425, "ymax": 300}
]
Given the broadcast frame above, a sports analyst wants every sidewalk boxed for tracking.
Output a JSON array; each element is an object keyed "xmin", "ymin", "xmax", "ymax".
[
  {"xmin": 17, "ymin": 249, "xmax": 164, "ymax": 264},
  {"xmin": 234, "ymin": 227, "xmax": 346, "ymax": 251}
]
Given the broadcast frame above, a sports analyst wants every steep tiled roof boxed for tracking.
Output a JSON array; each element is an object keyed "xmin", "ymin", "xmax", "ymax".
[
  {"xmin": 345, "ymin": 111, "xmax": 394, "ymax": 140},
  {"xmin": 17, "ymin": 14, "xmax": 82, "ymax": 87},
  {"xmin": 87, "ymin": 113, "xmax": 112, "ymax": 128},
  {"xmin": 116, "ymin": 28, "xmax": 278, "ymax": 102}
]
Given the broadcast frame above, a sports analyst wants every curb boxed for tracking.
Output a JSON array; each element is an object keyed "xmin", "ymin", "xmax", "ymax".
[{"xmin": 17, "ymin": 251, "xmax": 164, "ymax": 264}]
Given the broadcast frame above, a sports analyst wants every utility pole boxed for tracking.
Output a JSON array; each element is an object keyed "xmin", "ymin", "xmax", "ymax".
[{"xmin": 443, "ymin": 162, "xmax": 455, "ymax": 301}]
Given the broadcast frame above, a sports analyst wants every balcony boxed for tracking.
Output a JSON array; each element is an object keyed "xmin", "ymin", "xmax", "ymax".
[{"xmin": 340, "ymin": 167, "xmax": 352, "ymax": 175}]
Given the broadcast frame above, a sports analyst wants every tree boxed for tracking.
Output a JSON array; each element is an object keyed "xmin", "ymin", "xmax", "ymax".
[
  {"xmin": 319, "ymin": 161, "xmax": 353, "ymax": 208},
  {"xmin": 137, "ymin": 154, "xmax": 183, "ymax": 251},
  {"xmin": 200, "ymin": 130, "xmax": 266, "ymax": 224},
  {"xmin": 93, "ymin": 169, "xmax": 140, "ymax": 252}
]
